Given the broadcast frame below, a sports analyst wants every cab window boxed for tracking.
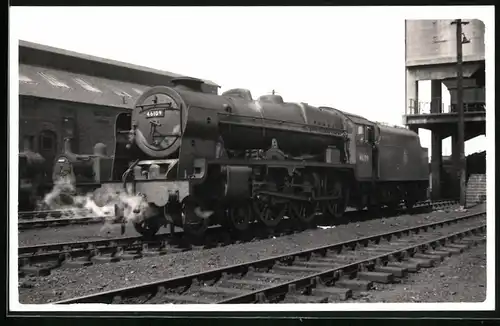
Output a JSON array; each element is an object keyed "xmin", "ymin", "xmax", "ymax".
[
  {"xmin": 357, "ymin": 125, "xmax": 365, "ymax": 142},
  {"xmin": 366, "ymin": 126, "xmax": 374, "ymax": 143}
]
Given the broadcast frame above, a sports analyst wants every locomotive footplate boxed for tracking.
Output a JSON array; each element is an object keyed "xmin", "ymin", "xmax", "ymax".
[
  {"xmin": 134, "ymin": 180, "xmax": 191, "ymax": 207},
  {"xmin": 99, "ymin": 180, "xmax": 193, "ymax": 229}
]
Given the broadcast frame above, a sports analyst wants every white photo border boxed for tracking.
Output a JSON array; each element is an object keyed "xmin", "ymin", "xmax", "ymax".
[{"xmin": 8, "ymin": 5, "xmax": 496, "ymax": 314}]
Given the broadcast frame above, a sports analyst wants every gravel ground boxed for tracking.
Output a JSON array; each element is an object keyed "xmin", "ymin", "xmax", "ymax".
[
  {"xmin": 354, "ymin": 241, "xmax": 487, "ymax": 303},
  {"xmin": 18, "ymin": 203, "xmax": 485, "ymax": 304}
]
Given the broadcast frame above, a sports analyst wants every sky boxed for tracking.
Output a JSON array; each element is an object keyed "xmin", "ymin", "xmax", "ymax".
[{"xmin": 10, "ymin": 6, "xmax": 493, "ymax": 158}]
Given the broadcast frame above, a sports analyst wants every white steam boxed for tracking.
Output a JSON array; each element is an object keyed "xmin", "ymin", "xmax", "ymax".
[{"xmin": 36, "ymin": 177, "xmax": 156, "ymax": 235}]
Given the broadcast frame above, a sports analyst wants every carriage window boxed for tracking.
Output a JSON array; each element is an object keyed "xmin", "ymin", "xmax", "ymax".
[{"xmin": 357, "ymin": 125, "xmax": 365, "ymax": 142}]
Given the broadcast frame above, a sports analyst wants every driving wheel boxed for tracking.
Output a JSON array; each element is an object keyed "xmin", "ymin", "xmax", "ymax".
[
  {"xmin": 326, "ymin": 181, "xmax": 347, "ymax": 218},
  {"xmin": 253, "ymin": 199, "xmax": 285, "ymax": 228},
  {"xmin": 289, "ymin": 200, "xmax": 316, "ymax": 226}
]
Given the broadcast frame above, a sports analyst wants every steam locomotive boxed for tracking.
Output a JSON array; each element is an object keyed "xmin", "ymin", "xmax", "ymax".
[{"xmin": 66, "ymin": 77, "xmax": 426, "ymax": 237}]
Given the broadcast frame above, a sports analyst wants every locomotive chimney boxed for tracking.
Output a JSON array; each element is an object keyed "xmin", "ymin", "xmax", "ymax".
[
  {"xmin": 63, "ymin": 137, "xmax": 73, "ymax": 154},
  {"xmin": 171, "ymin": 77, "xmax": 206, "ymax": 93},
  {"xmin": 93, "ymin": 143, "xmax": 107, "ymax": 156}
]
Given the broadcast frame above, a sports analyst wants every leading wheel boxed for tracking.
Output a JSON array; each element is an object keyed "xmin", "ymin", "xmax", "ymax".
[
  {"xmin": 182, "ymin": 198, "xmax": 210, "ymax": 238},
  {"xmin": 133, "ymin": 216, "xmax": 162, "ymax": 238}
]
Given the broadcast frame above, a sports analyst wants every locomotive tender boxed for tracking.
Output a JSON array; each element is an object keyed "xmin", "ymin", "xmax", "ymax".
[{"xmin": 98, "ymin": 77, "xmax": 429, "ymax": 237}]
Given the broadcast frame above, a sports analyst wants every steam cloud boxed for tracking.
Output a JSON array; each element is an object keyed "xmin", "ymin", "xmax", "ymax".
[
  {"xmin": 34, "ymin": 178, "xmax": 216, "ymax": 235},
  {"xmin": 36, "ymin": 177, "xmax": 156, "ymax": 235}
]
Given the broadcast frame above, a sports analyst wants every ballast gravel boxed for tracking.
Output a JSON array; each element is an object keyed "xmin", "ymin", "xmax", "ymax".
[
  {"xmin": 18, "ymin": 203, "xmax": 486, "ymax": 304},
  {"xmin": 356, "ymin": 242, "xmax": 487, "ymax": 303}
]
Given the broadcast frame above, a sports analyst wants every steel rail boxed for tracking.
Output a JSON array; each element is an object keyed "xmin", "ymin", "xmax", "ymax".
[
  {"xmin": 220, "ymin": 223, "xmax": 485, "ymax": 304},
  {"xmin": 18, "ymin": 199, "xmax": 458, "ymax": 272},
  {"xmin": 52, "ymin": 210, "xmax": 485, "ymax": 304},
  {"xmin": 18, "ymin": 209, "xmax": 91, "ymax": 219},
  {"xmin": 18, "ymin": 215, "xmax": 323, "ymax": 275},
  {"xmin": 18, "ymin": 216, "xmax": 109, "ymax": 230}
]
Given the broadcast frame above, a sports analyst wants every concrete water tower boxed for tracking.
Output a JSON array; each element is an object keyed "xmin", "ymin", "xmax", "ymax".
[{"xmin": 403, "ymin": 19, "xmax": 486, "ymax": 201}]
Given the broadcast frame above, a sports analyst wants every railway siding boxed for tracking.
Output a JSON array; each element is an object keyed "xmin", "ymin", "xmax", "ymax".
[
  {"xmin": 18, "ymin": 200, "xmax": 458, "ymax": 276},
  {"xmin": 18, "ymin": 203, "xmax": 485, "ymax": 304},
  {"xmin": 53, "ymin": 210, "xmax": 485, "ymax": 304}
]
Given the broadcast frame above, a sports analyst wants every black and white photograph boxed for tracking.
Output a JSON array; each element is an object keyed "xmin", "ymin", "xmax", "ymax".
[{"xmin": 8, "ymin": 5, "xmax": 494, "ymax": 315}]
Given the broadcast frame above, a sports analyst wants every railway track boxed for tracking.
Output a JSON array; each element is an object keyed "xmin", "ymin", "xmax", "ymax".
[
  {"xmin": 17, "ymin": 208, "xmax": 108, "ymax": 230},
  {"xmin": 18, "ymin": 199, "xmax": 460, "ymax": 276},
  {"xmin": 52, "ymin": 210, "xmax": 486, "ymax": 304},
  {"xmin": 18, "ymin": 199, "xmax": 458, "ymax": 230},
  {"xmin": 18, "ymin": 200, "xmax": 459, "ymax": 277},
  {"xmin": 18, "ymin": 209, "xmax": 91, "ymax": 219}
]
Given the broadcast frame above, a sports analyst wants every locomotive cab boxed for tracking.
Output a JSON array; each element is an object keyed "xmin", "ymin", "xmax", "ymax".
[{"xmin": 343, "ymin": 113, "xmax": 379, "ymax": 180}]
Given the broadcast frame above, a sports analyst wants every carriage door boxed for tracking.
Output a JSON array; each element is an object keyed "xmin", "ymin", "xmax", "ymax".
[
  {"xmin": 367, "ymin": 126, "xmax": 379, "ymax": 179},
  {"xmin": 356, "ymin": 125, "xmax": 372, "ymax": 179},
  {"xmin": 38, "ymin": 130, "xmax": 58, "ymax": 182}
]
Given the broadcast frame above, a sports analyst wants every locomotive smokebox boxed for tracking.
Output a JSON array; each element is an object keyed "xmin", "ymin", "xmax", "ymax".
[{"xmin": 131, "ymin": 85, "xmax": 188, "ymax": 159}]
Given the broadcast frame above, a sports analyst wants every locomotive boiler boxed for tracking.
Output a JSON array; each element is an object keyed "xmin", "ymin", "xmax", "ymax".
[{"xmin": 107, "ymin": 77, "xmax": 355, "ymax": 237}]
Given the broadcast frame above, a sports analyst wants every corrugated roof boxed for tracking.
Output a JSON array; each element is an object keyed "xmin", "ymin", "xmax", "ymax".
[
  {"xmin": 19, "ymin": 64, "xmax": 148, "ymax": 109},
  {"xmin": 19, "ymin": 40, "xmax": 221, "ymax": 90}
]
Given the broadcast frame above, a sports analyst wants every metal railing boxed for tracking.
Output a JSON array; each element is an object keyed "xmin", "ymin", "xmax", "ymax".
[{"xmin": 406, "ymin": 99, "xmax": 486, "ymax": 115}]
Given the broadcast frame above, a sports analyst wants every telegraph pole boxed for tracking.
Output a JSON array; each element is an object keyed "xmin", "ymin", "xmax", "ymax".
[{"xmin": 451, "ymin": 19, "xmax": 469, "ymax": 207}]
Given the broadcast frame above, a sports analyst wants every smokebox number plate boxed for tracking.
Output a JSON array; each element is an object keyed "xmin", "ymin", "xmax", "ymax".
[{"xmin": 146, "ymin": 109, "xmax": 165, "ymax": 118}]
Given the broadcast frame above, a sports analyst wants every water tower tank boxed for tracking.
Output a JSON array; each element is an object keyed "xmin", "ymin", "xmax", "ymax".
[{"xmin": 405, "ymin": 19, "xmax": 485, "ymax": 67}]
